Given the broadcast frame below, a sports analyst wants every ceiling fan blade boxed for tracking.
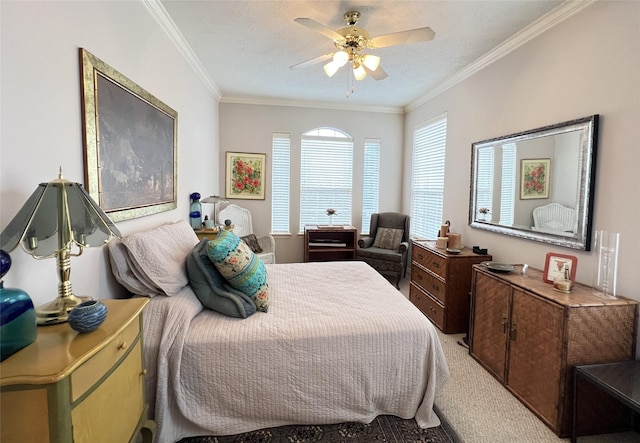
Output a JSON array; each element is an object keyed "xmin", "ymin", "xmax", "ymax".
[
  {"xmin": 289, "ymin": 53, "xmax": 333, "ymax": 70},
  {"xmin": 368, "ymin": 27, "xmax": 435, "ymax": 49},
  {"xmin": 365, "ymin": 65, "xmax": 388, "ymax": 81},
  {"xmin": 295, "ymin": 18, "xmax": 344, "ymax": 41}
]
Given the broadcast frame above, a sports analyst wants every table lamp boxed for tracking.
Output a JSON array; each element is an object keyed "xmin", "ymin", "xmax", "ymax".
[
  {"xmin": 0, "ymin": 169, "xmax": 121, "ymax": 325},
  {"xmin": 201, "ymin": 195, "xmax": 228, "ymax": 226}
]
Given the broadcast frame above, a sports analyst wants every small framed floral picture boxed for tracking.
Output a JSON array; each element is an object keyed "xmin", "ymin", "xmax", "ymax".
[
  {"xmin": 520, "ymin": 158, "xmax": 550, "ymax": 200},
  {"xmin": 225, "ymin": 152, "xmax": 266, "ymax": 200},
  {"xmin": 543, "ymin": 252, "xmax": 577, "ymax": 284}
]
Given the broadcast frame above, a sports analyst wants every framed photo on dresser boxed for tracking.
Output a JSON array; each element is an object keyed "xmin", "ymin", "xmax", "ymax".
[{"xmin": 543, "ymin": 252, "xmax": 577, "ymax": 283}]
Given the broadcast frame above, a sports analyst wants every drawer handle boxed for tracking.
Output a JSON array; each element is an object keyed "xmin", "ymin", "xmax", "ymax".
[
  {"xmin": 140, "ymin": 369, "xmax": 148, "ymax": 376},
  {"xmin": 432, "ymin": 285, "xmax": 439, "ymax": 292},
  {"xmin": 502, "ymin": 316, "xmax": 508, "ymax": 334},
  {"xmin": 432, "ymin": 261, "xmax": 440, "ymax": 268},
  {"xmin": 417, "ymin": 274, "xmax": 423, "ymax": 280},
  {"xmin": 418, "ymin": 253, "xmax": 424, "ymax": 260},
  {"xmin": 117, "ymin": 341, "xmax": 128, "ymax": 350}
]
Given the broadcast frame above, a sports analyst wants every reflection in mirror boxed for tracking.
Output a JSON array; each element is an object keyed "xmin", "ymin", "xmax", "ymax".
[{"xmin": 469, "ymin": 115, "xmax": 599, "ymax": 250}]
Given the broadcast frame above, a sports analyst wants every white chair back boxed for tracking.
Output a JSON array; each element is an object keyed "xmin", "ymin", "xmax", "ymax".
[{"xmin": 217, "ymin": 204, "xmax": 253, "ymax": 237}]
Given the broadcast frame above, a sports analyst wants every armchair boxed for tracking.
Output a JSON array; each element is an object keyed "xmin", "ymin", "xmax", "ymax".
[
  {"xmin": 356, "ymin": 212, "xmax": 410, "ymax": 288},
  {"xmin": 217, "ymin": 204, "xmax": 276, "ymax": 264}
]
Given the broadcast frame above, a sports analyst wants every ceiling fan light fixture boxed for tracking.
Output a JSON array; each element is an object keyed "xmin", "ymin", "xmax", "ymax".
[
  {"xmin": 333, "ymin": 50, "xmax": 349, "ymax": 67},
  {"xmin": 353, "ymin": 64, "xmax": 366, "ymax": 81},
  {"xmin": 323, "ymin": 61, "xmax": 340, "ymax": 77},
  {"xmin": 362, "ymin": 54, "xmax": 381, "ymax": 71}
]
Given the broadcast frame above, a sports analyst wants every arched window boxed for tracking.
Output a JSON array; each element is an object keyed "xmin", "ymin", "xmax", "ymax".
[{"xmin": 299, "ymin": 127, "xmax": 353, "ymax": 231}]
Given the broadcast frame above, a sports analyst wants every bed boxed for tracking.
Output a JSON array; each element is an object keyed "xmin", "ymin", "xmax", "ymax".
[{"xmin": 108, "ymin": 221, "xmax": 449, "ymax": 443}]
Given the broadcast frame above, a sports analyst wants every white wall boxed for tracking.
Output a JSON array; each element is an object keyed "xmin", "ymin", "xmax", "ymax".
[
  {"xmin": 219, "ymin": 103, "xmax": 404, "ymax": 263},
  {"xmin": 1, "ymin": 1, "xmax": 219, "ymax": 306},
  {"xmin": 404, "ymin": 1, "xmax": 640, "ymax": 338}
]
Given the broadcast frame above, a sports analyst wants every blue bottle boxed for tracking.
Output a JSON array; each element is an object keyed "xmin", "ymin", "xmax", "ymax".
[
  {"xmin": 189, "ymin": 192, "xmax": 202, "ymax": 229},
  {"xmin": 0, "ymin": 250, "xmax": 37, "ymax": 361}
]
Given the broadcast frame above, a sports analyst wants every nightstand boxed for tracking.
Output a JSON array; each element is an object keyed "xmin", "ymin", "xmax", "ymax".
[
  {"xmin": 304, "ymin": 225, "xmax": 357, "ymax": 262},
  {"xmin": 0, "ymin": 298, "xmax": 154, "ymax": 443}
]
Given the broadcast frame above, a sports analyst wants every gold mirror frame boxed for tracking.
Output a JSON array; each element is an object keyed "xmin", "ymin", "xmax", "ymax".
[{"xmin": 80, "ymin": 48, "xmax": 178, "ymax": 222}]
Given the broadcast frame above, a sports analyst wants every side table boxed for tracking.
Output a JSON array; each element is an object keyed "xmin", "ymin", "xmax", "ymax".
[{"xmin": 573, "ymin": 360, "xmax": 640, "ymax": 442}]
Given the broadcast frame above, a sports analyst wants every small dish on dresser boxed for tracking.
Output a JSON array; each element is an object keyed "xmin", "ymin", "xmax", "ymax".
[
  {"xmin": 446, "ymin": 248, "xmax": 462, "ymax": 254},
  {"xmin": 480, "ymin": 261, "xmax": 515, "ymax": 273}
]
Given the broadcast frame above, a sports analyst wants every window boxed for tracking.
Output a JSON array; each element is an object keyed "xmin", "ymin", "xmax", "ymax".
[
  {"xmin": 475, "ymin": 147, "xmax": 494, "ymax": 217},
  {"xmin": 499, "ymin": 143, "xmax": 516, "ymax": 225},
  {"xmin": 299, "ymin": 128, "xmax": 353, "ymax": 231},
  {"xmin": 410, "ymin": 115, "xmax": 447, "ymax": 239},
  {"xmin": 361, "ymin": 138, "xmax": 380, "ymax": 234},
  {"xmin": 271, "ymin": 133, "xmax": 290, "ymax": 233}
]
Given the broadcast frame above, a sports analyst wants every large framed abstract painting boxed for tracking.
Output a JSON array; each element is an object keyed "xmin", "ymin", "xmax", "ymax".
[
  {"xmin": 80, "ymin": 48, "xmax": 178, "ymax": 222},
  {"xmin": 225, "ymin": 152, "xmax": 266, "ymax": 200}
]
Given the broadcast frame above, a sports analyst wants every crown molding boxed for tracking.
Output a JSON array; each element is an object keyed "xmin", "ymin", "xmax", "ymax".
[
  {"xmin": 144, "ymin": 0, "xmax": 594, "ymax": 113},
  {"xmin": 219, "ymin": 95, "xmax": 404, "ymax": 114},
  {"xmin": 142, "ymin": 0, "xmax": 222, "ymax": 99},
  {"xmin": 405, "ymin": 0, "xmax": 596, "ymax": 112}
]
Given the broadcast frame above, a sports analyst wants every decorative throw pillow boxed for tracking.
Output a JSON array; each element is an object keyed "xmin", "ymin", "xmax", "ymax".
[
  {"xmin": 373, "ymin": 227, "xmax": 404, "ymax": 250},
  {"xmin": 241, "ymin": 234, "xmax": 263, "ymax": 254},
  {"xmin": 186, "ymin": 239, "xmax": 256, "ymax": 318},
  {"xmin": 206, "ymin": 230, "xmax": 269, "ymax": 312}
]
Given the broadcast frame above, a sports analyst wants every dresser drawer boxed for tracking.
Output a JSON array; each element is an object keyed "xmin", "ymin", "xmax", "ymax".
[
  {"xmin": 412, "ymin": 247, "xmax": 447, "ymax": 280},
  {"xmin": 71, "ymin": 318, "xmax": 140, "ymax": 402},
  {"xmin": 410, "ymin": 283, "xmax": 445, "ymax": 328},
  {"xmin": 411, "ymin": 264, "xmax": 446, "ymax": 304},
  {"xmin": 72, "ymin": 340, "xmax": 144, "ymax": 443}
]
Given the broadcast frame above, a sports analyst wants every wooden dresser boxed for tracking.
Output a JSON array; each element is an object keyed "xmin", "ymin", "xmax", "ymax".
[
  {"xmin": 469, "ymin": 265, "xmax": 638, "ymax": 437},
  {"xmin": 0, "ymin": 298, "xmax": 154, "ymax": 443},
  {"xmin": 410, "ymin": 240, "xmax": 491, "ymax": 333}
]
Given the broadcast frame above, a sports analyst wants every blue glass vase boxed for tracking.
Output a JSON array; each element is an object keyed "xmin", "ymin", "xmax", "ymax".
[{"xmin": 0, "ymin": 250, "xmax": 37, "ymax": 361}]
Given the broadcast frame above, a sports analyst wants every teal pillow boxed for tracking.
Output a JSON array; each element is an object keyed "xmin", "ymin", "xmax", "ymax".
[
  {"xmin": 186, "ymin": 239, "xmax": 257, "ymax": 318},
  {"xmin": 207, "ymin": 230, "xmax": 269, "ymax": 312}
]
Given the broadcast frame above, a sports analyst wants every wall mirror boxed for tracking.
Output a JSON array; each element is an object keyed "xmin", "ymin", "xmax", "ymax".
[{"xmin": 469, "ymin": 115, "xmax": 599, "ymax": 250}]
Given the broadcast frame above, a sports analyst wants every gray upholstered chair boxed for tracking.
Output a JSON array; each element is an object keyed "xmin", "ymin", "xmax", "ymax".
[{"xmin": 356, "ymin": 212, "xmax": 410, "ymax": 288}]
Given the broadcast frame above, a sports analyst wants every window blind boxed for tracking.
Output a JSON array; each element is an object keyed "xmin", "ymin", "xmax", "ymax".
[
  {"xmin": 410, "ymin": 115, "xmax": 447, "ymax": 239},
  {"xmin": 500, "ymin": 143, "xmax": 516, "ymax": 225},
  {"xmin": 361, "ymin": 138, "xmax": 380, "ymax": 235},
  {"xmin": 476, "ymin": 147, "xmax": 494, "ymax": 216},
  {"xmin": 299, "ymin": 133, "xmax": 353, "ymax": 232},
  {"xmin": 271, "ymin": 133, "xmax": 290, "ymax": 233}
]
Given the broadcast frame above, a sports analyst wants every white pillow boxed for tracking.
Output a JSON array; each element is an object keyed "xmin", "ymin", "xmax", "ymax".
[
  {"xmin": 121, "ymin": 220, "xmax": 199, "ymax": 296},
  {"xmin": 108, "ymin": 239, "xmax": 162, "ymax": 296}
]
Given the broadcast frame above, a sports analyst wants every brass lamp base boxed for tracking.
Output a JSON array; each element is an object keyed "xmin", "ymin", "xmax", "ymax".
[{"xmin": 36, "ymin": 294, "xmax": 92, "ymax": 325}]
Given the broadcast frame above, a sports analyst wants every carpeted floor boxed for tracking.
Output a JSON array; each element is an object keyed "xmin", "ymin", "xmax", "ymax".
[{"xmin": 178, "ymin": 415, "xmax": 458, "ymax": 443}]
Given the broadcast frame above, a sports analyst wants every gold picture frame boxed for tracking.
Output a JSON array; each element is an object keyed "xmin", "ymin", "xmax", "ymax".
[
  {"xmin": 225, "ymin": 152, "xmax": 266, "ymax": 200},
  {"xmin": 80, "ymin": 48, "xmax": 178, "ymax": 222}
]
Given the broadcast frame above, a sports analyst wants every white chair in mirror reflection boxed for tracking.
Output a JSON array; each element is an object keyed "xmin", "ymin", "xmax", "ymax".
[
  {"xmin": 532, "ymin": 203, "xmax": 577, "ymax": 235},
  {"xmin": 217, "ymin": 204, "xmax": 276, "ymax": 263}
]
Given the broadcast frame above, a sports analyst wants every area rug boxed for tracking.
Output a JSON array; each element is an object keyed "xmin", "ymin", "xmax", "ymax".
[{"xmin": 178, "ymin": 415, "xmax": 458, "ymax": 443}]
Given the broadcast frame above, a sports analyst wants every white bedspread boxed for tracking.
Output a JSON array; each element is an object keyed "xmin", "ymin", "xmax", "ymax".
[{"xmin": 143, "ymin": 261, "xmax": 449, "ymax": 443}]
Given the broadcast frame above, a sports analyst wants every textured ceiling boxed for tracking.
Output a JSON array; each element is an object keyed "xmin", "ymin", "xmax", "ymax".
[{"xmin": 158, "ymin": 0, "xmax": 568, "ymax": 110}]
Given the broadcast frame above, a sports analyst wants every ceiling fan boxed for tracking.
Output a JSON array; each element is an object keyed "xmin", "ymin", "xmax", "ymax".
[{"xmin": 290, "ymin": 10, "xmax": 435, "ymax": 82}]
